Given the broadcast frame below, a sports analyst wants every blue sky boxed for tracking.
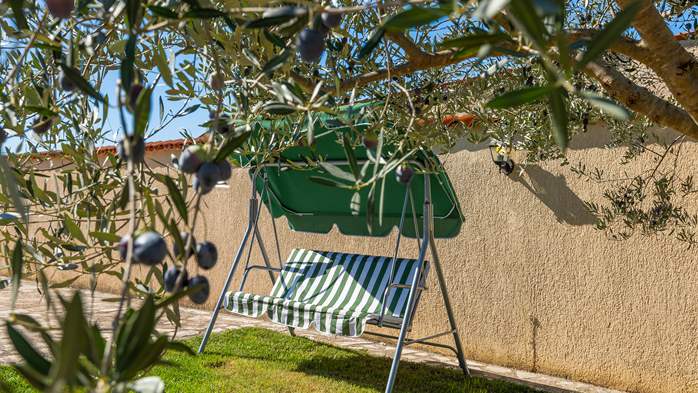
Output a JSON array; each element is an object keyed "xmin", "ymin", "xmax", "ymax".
[{"xmin": 99, "ymin": 69, "xmax": 209, "ymax": 146}]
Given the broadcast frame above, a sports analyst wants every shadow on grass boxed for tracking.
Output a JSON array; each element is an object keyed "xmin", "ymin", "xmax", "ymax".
[
  {"xmin": 193, "ymin": 328, "xmax": 536, "ymax": 393},
  {"xmin": 295, "ymin": 352, "xmax": 534, "ymax": 393}
]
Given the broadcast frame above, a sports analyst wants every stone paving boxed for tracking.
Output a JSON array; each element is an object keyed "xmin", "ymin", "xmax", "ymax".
[{"xmin": 0, "ymin": 284, "xmax": 625, "ymax": 393}]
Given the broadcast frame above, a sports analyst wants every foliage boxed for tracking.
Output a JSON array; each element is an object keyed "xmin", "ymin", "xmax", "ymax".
[
  {"xmin": 573, "ymin": 133, "xmax": 698, "ymax": 246},
  {"xmin": 6, "ymin": 291, "xmax": 193, "ymax": 393}
]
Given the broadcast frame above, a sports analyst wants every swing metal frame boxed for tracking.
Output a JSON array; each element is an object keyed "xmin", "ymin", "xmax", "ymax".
[{"xmin": 197, "ymin": 160, "xmax": 469, "ymax": 393}]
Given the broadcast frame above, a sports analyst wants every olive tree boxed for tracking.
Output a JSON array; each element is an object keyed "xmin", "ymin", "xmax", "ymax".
[{"xmin": 0, "ymin": 0, "xmax": 697, "ymax": 391}]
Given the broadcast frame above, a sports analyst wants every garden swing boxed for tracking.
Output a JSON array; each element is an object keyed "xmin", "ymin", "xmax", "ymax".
[{"xmin": 197, "ymin": 118, "xmax": 469, "ymax": 393}]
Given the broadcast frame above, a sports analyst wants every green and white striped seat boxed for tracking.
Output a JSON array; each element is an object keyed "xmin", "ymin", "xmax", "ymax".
[{"xmin": 224, "ymin": 248, "xmax": 428, "ymax": 337}]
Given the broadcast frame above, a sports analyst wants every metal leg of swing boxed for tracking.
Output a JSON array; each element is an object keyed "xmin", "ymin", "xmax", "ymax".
[
  {"xmin": 429, "ymin": 234, "xmax": 470, "ymax": 377},
  {"xmin": 254, "ymin": 226, "xmax": 294, "ymax": 336},
  {"xmin": 254, "ymin": 226, "xmax": 276, "ymax": 283},
  {"xmin": 384, "ymin": 263, "xmax": 423, "ymax": 393},
  {"xmin": 385, "ymin": 192, "xmax": 431, "ymax": 393},
  {"xmin": 198, "ymin": 200, "xmax": 256, "ymax": 354}
]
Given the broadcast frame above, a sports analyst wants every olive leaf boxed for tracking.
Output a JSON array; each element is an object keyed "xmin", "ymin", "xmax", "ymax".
[
  {"xmin": 319, "ymin": 162, "xmax": 355, "ymax": 183},
  {"xmin": 133, "ymin": 86, "xmax": 152, "ymax": 137},
  {"xmin": 23, "ymin": 106, "xmax": 58, "ymax": 118},
  {"xmin": 0, "ymin": 156, "xmax": 27, "ymax": 223},
  {"xmin": 262, "ymin": 49, "xmax": 292, "ymax": 76},
  {"xmin": 120, "ymin": 35, "xmax": 137, "ymax": 92},
  {"xmin": 90, "ymin": 231, "xmax": 121, "ymax": 243},
  {"xmin": 125, "ymin": 0, "xmax": 144, "ymax": 29},
  {"xmin": 147, "ymin": 5, "xmax": 178, "ymax": 19},
  {"xmin": 153, "ymin": 43, "xmax": 173, "ymax": 87},
  {"xmin": 63, "ymin": 215, "xmax": 88, "ymax": 244},
  {"xmin": 245, "ymin": 7, "xmax": 307, "ymax": 28},
  {"xmin": 49, "ymin": 276, "xmax": 81, "ymax": 289},
  {"xmin": 357, "ymin": 28, "xmax": 385, "ymax": 59},
  {"xmin": 115, "ymin": 296, "xmax": 157, "ymax": 374},
  {"xmin": 580, "ymin": 91, "xmax": 631, "ymax": 120},
  {"xmin": 263, "ymin": 30, "xmax": 287, "ymax": 48},
  {"xmin": 342, "ymin": 135, "xmax": 360, "ymax": 180},
  {"xmin": 383, "ymin": 6, "xmax": 448, "ymax": 31},
  {"xmin": 50, "ymin": 293, "xmax": 88, "ymax": 386},
  {"xmin": 184, "ymin": 9, "xmax": 226, "ymax": 19},
  {"xmin": 487, "ymin": 85, "xmax": 558, "ymax": 108},
  {"xmin": 155, "ymin": 175, "xmax": 188, "ymax": 224},
  {"xmin": 350, "ymin": 192, "xmax": 361, "ymax": 216},
  {"xmin": 309, "ymin": 176, "xmax": 352, "ymax": 189},
  {"xmin": 215, "ymin": 130, "xmax": 251, "ymax": 161},
  {"xmin": 8, "ymin": 0, "xmax": 28, "ymax": 30},
  {"xmin": 475, "ymin": 0, "xmax": 511, "ymax": 19},
  {"xmin": 507, "ymin": 0, "xmax": 548, "ymax": 48},
  {"xmin": 438, "ymin": 32, "xmax": 511, "ymax": 50},
  {"xmin": 58, "ymin": 64, "xmax": 104, "ymax": 102},
  {"xmin": 6, "ymin": 323, "xmax": 51, "ymax": 377},
  {"xmin": 548, "ymin": 88, "xmax": 569, "ymax": 151},
  {"xmin": 262, "ymin": 101, "xmax": 297, "ymax": 115},
  {"xmin": 10, "ymin": 240, "xmax": 22, "ymax": 308}
]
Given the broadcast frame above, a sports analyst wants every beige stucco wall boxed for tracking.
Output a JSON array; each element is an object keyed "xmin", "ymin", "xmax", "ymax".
[{"xmin": 45, "ymin": 125, "xmax": 697, "ymax": 393}]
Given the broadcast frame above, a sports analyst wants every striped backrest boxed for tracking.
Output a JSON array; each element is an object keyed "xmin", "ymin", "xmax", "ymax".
[{"xmin": 270, "ymin": 249, "xmax": 426, "ymax": 319}]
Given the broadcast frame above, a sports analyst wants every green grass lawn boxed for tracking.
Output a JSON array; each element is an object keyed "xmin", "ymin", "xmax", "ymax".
[{"xmin": 1, "ymin": 328, "xmax": 535, "ymax": 393}]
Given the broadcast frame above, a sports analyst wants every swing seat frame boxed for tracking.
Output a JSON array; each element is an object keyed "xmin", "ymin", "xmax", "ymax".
[
  {"xmin": 198, "ymin": 158, "xmax": 470, "ymax": 393},
  {"xmin": 224, "ymin": 247, "xmax": 430, "ymax": 337}
]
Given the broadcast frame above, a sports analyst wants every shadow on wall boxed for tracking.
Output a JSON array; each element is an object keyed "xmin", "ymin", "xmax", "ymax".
[
  {"xmin": 437, "ymin": 125, "xmax": 614, "ymax": 155},
  {"xmin": 530, "ymin": 316, "xmax": 541, "ymax": 373},
  {"xmin": 438, "ymin": 122, "xmax": 681, "ymax": 155},
  {"xmin": 511, "ymin": 166, "xmax": 596, "ymax": 226}
]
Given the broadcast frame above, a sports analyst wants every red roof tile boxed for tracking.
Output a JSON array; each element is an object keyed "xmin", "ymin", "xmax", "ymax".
[
  {"xmin": 96, "ymin": 137, "xmax": 204, "ymax": 156},
  {"xmin": 28, "ymin": 135, "xmax": 208, "ymax": 160}
]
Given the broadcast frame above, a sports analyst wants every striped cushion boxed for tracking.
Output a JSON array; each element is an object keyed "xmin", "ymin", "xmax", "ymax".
[{"xmin": 224, "ymin": 249, "xmax": 427, "ymax": 336}]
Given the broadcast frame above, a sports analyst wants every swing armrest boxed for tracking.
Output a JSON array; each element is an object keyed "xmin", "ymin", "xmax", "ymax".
[
  {"xmin": 245, "ymin": 265, "xmax": 282, "ymax": 273},
  {"xmin": 375, "ymin": 283, "xmax": 426, "ymax": 328},
  {"xmin": 240, "ymin": 265, "xmax": 282, "ymax": 291}
]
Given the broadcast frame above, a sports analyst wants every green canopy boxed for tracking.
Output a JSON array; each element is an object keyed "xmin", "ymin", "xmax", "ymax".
[{"xmin": 236, "ymin": 111, "xmax": 463, "ymax": 239}]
